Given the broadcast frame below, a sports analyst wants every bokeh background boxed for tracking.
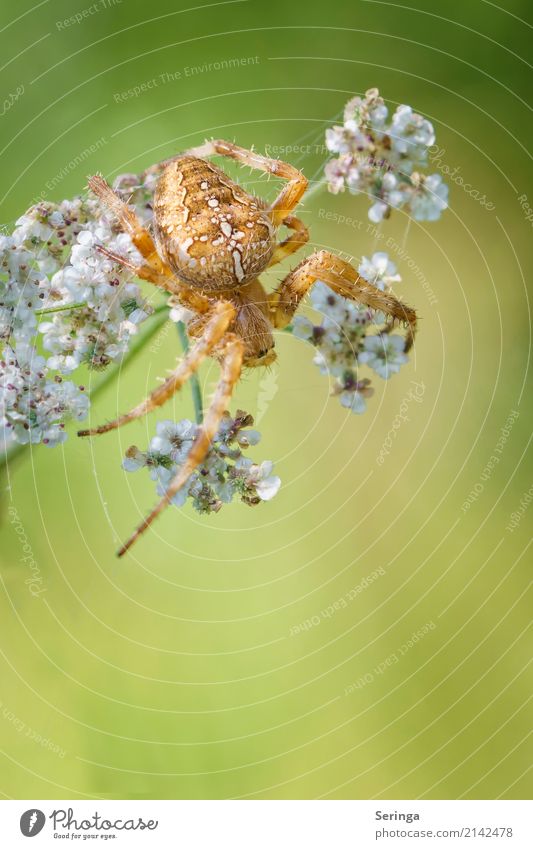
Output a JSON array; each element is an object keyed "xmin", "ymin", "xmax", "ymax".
[{"xmin": 0, "ymin": 0, "xmax": 531, "ymax": 800}]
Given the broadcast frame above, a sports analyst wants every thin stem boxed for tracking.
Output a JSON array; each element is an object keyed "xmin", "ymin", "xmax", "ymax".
[
  {"xmin": 176, "ymin": 321, "xmax": 203, "ymax": 424},
  {"xmin": 303, "ymin": 175, "xmax": 327, "ymax": 204},
  {"xmin": 371, "ymin": 220, "xmax": 383, "ymax": 252},
  {"xmin": 36, "ymin": 301, "xmax": 87, "ymax": 316},
  {"xmin": 401, "ymin": 215, "xmax": 412, "ymax": 251}
]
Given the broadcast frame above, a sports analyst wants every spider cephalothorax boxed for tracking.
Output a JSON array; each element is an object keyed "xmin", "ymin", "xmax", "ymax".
[
  {"xmin": 154, "ymin": 155, "xmax": 276, "ymax": 290},
  {"xmin": 80, "ymin": 139, "xmax": 417, "ymax": 556}
]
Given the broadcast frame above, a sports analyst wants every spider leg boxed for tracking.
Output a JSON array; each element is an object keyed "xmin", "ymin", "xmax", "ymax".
[
  {"xmin": 269, "ymin": 250, "xmax": 417, "ymax": 351},
  {"xmin": 183, "ymin": 139, "xmax": 308, "ymax": 226},
  {"xmin": 267, "ymin": 215, "xmax": 309, "ymax": 268},
  {"xmin": 78, "ymin": 302, "xmax": 235, "ymax": 437},
  {"xmin": 95, "ymin": 244, "xmax": 183, "ymax": 296},
  {"xmin": 88, "ymin": 174, "xmax": 169, "ymax": 270},
  {"xmin": 117, "ymin": 335, "xmax": 244, "ymax": 557}
]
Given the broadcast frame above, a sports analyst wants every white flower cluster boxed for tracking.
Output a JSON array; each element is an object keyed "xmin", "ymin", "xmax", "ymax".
[
  {"xmin": 1, "ymin": 342, "xmax": 89, "ymax": 445},
  {"xmin": 325, "ymin": 88, "xmax": 448, "ymax": 222},
  {"xmin": 0, "ymin": 186, "xmax": 153, "ymax": 446},
  {"xmin": 293, "ymin": 252, "xmax": 408, "ymax": 414},
  {"xmin": 123, "ymin": 410, "xmax": 281, "ymax": 513}
]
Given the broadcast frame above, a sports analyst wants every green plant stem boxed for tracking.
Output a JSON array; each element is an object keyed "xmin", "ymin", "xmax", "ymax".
[
  {"xmin": 176, "ymin": 321, "xmax": 203, "ymax": 424},
  {"xmin": 88, "ymin": 304, "xmax": 169, "ymax": 402},
  {"xmin": 304, "ymin": 176, "xmax": 327, "ymax": 204},
  {"xmin": 36, "ymin": 301, "xmax": 87, "ymax": 316}
]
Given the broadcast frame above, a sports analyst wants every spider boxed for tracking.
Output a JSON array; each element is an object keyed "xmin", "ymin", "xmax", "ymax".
[{"xmin": 79, "ymin": 139, "xmax": 418, "ymax": 556}]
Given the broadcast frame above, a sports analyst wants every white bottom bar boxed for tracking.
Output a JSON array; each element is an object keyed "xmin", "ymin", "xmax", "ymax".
[{"xmin": 1, "ymin": 800, "xmax": 531, "ymax": 848}]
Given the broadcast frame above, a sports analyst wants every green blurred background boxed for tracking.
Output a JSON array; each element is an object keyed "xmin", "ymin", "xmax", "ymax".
[{"xmin": 0, "ymin": 0, "xmax": 531, "ymax": 800}]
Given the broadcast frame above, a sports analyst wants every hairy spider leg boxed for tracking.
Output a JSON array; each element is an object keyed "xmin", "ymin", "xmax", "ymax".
[
  {"xmin": 267, "ymin": 214, "xmax": 309, "ymax": 267},
  {"xmin": 95, "ymin": 245, "xmax": 214, "ymax": 318},
  {"xmin": 78, "ymin": 302, "xmax": 235, "ymax": 437},
  {"xmin": 117, "ymin": 336, "xmax": 244, "ymax": 557},
  {"xmin": 183, "ymin": 139, "xmax": 308, "ymax": 227},
  {"xmin": 269, "ymin": 250, "xmax": 418, "ymax": 351},
  {"xmin": 88, "ymin": 175, "xmax": 168, "ymax": 271},
  {"xmin": 94, "ymin": 244, "xmax": 181, "ymax": 296}
]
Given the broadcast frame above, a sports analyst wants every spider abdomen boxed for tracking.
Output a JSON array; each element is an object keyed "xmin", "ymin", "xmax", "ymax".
[{"xmin": 153, "ymin": 156, "xmax": 275, "ymax": 292}]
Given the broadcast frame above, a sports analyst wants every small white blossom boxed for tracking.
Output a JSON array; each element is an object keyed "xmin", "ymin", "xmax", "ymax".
[
  {"xmin": 358, "ymin": 252, "xmax": 401, "ymax": 291},
  {"xmin": 149, "ymin": 419, "xmax": 196, "ymax": 464},
  {"xmin": 234, "ymin": 457, "xmax": 281, "ymax": 501},
  {"xmin": 408, "ymin": 173, "xmax": 449, "ymax": 221},
  {"xmin": 167, "ymin": 299, "xmax": 195, "ymax": 325},
  {"xmin": 337, "ymin": 376, "xmax": 374, "ymax": 415},
  {"xmin": 368, "ymin": 200, "xmax": 390, "ymax": 224},
  {"xmin": 309, "ymin": 281, "xmax": 351, "ymax": 325},
  {"xmin": 122, "ymin": 445, "xmax": 146, "ymax": 472},
  {"xmin": 388, "ymin": 104, "xmax": 435, "ymax": 164},
  {"xmin": 359, "ymin": 333, "xmax": 408, "ymax": 379}
]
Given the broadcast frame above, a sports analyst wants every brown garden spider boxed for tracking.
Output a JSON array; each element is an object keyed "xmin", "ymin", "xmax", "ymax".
[{"xmin": 79, "ymin": 140, "xmax": 417, "ymax": 556}]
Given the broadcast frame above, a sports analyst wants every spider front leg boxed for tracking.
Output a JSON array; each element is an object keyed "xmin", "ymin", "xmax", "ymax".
[
  {"xmin": 117, "ymin": 335, "xmax": 244, "ymax": 557},
  {"xmin": 184, "ymin": 139, "xmax": 308, "ymax": 226},
  {"xmin": 268, "ymin": 215, "xmax": 309, "ymax": 268},
  {"xmin": 95, "ymin": 244, "xmax": 183, "ymax": 296},
  {"xmin": 96, "ymin": 244, "xmax": 212, "ymax": 315},
  {"xmin": 269, "ymin": 250, "xmax": 418, "ymax": 351},
  {"xmin": 78, "ymin": 302, "xmax": 235, "ymax": 437},
  {"xmin": 88, "ymin": 175, "xmax": 166, "ymax": 265}
]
